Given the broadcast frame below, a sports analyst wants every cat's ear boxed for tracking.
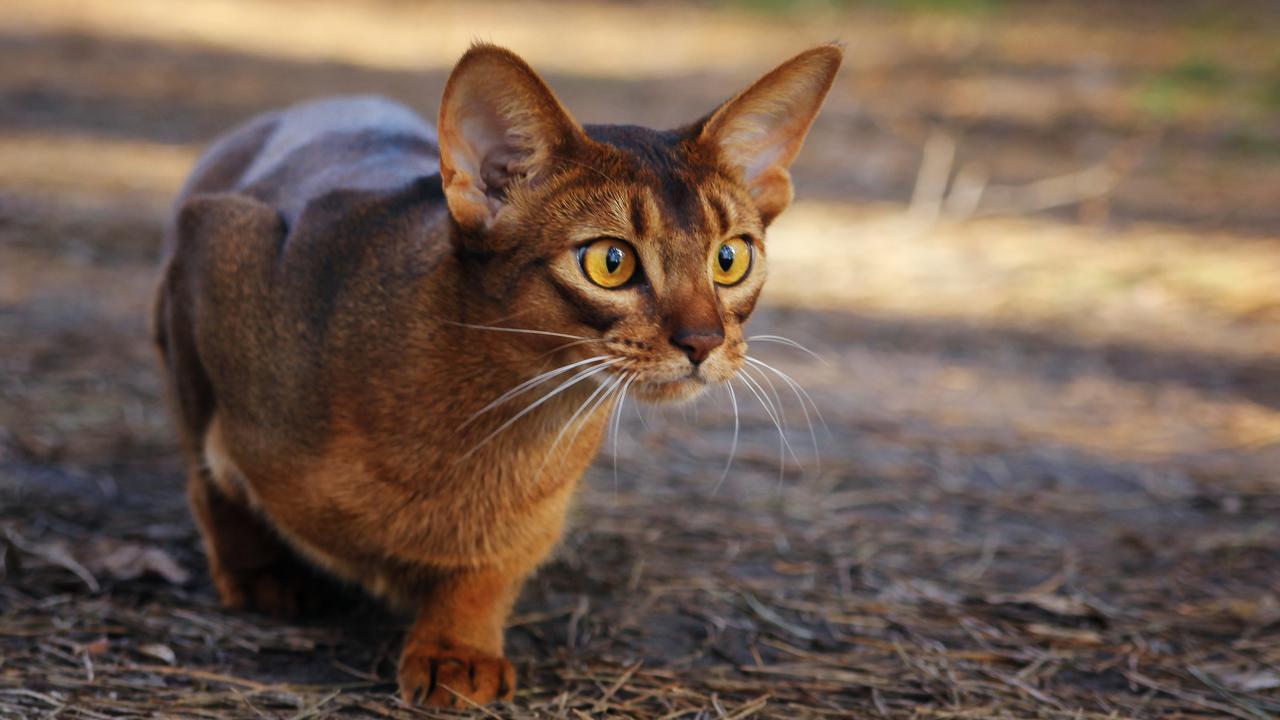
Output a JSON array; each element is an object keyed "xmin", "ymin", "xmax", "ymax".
[
  {"xmin": 438, "ymin": 43, "xmax": 586, "ymax": 233},
  {"xmin": 697, "ymin": 44, "xmax": 842, "ymax": 225}
]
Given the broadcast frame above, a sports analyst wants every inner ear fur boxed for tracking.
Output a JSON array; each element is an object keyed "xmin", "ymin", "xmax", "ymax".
[
  {"xmin": 698, "ymin": 44, "xmax": 843, "ymax": 226},
  {"xmin": 438, "ymin": 43, "xmax": 587, "ymax": 235}
]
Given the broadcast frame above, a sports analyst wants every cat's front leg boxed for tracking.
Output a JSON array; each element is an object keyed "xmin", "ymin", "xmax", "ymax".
[{"xmin": 398, "ymin": 567, "xmax": 522, "ymax": 707}]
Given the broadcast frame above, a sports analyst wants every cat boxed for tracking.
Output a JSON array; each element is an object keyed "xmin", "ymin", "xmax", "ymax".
[{"xmin": 152, "ymin": 42, "xmax": 841, "ymax": 707}]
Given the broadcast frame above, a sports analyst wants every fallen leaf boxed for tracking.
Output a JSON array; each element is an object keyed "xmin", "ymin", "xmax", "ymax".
[
  {"xmin": 6, "ymin": 534, "xmax": 99, "ymax": 591},
  {"xmin": 79, "ymin": 638, "xmax": 110, "ymax": 655},
  {"xmin": 137, "ymin": 644, "xmax": 177, "ymax": 666},
  {"xmin": 1212, "ymin": 668, "xmax": 1280, "ymax": 692},
  {"xmin": 79, "ymin": 539, "xmax": 190, "ymax": 585},
  {"xmin": 1225, "ymin": 595, "xmax": 1280, "ymax": 626},
  {"xmin": 983, "ymin": 592, "xmax": 1095, "ymax": 618}
]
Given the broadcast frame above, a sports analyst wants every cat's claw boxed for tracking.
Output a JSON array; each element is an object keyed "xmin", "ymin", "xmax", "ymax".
[{"xmin": 398, "ymin": 641, "xmax": 515, "ymax": 708}]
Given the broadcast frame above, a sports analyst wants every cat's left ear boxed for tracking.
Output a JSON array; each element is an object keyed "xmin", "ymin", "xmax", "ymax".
[{"xmin": 697, "ymin": 44, "xmax": 843, "ymax": 225}]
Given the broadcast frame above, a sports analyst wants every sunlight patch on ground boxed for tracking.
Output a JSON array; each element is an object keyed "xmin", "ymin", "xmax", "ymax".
[
  {"xmin": 0, "ymin": 0, "xmax": 817, "ymax": 80},
  {"xmin": 6, "ymin": 0, "xmax": 1276, "ymax": 82},
  {"xmin": 766, "ymin": 201, "xmax": 1280, "ymax": 361},
  {"xmin": 0, "ymin": 132, "xmax": 197, "ymax": 198}
]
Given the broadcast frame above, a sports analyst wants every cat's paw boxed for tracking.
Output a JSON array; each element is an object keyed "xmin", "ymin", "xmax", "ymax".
[{"xmin": 398, "ymin": 640, "xmax": 516, "ymax": 708}]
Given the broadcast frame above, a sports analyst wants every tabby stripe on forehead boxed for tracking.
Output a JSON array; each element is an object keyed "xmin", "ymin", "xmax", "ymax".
[
  {"xmin": 707, "ymin": 193, "xmax": 731, "ymax": 237},
  {"xmin": 629, "ymin": 193, "xmax": 648, "ymax": 239},
  {"xmin": 547, "ymin": 275, "xmax": 620, "ymax": 333}
]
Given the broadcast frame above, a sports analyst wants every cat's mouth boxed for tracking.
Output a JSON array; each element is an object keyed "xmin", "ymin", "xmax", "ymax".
[{"xmin": 631, "ymin": 370, "xmax": 712, "ymax": 403}]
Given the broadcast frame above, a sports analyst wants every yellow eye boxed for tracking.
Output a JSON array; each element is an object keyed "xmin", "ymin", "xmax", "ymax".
[
  {"xmin": 713, "ymin": 237, "xmax": 752, "ymax": 286},
  {"xmin": 580, "ymin": 238, "xmax": 637, "ymax": 289}
]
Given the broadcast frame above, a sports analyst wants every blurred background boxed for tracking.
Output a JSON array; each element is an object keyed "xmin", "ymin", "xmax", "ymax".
[{"xmin": 1, "ymin": 1, "xmax": 1278, "ymax": 717}]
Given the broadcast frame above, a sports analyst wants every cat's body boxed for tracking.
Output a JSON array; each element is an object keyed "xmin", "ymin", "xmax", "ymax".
[
  {"xmin": 154, "ymin": 44, "xmax": 840, "ymax": 707},
  {"xmin": 159, "ymin": 95, "xmax": 579, "ymax": 592}
]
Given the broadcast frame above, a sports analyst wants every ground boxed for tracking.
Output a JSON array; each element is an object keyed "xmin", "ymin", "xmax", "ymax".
[{"xmin": 1, "ymin": 1, "xmax": 1279, "ymax": 718}]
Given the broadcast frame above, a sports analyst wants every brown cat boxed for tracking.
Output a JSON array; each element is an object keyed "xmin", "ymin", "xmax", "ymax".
[{"xmin": 153, "ymin": 42, "xmax": 841, "ymax": 707}]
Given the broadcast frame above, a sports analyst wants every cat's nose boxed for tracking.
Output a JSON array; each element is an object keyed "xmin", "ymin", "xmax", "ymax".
[{"xmin": 671, "ymin": 329, "xmax": 724, "ymax": 365}]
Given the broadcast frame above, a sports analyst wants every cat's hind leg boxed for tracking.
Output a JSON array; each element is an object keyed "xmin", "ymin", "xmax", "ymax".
[{"xmin": 187, "ymin": 424, "xmax": 323, "ymax": 619}]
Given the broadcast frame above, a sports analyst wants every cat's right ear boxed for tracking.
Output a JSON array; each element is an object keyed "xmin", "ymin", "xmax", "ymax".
[{"xmin": 438, "ymin": 43, "xmax": 586, "ymax": 234}]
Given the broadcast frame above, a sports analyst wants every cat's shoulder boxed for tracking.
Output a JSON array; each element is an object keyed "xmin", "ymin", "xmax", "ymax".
[{"xmin": 168, "ymin": 95, "xmax": 449, "ymax": 275}]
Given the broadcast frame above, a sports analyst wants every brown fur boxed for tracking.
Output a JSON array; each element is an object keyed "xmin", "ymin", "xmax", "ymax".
[{"xmin": 153, "ymin": 43, "xmax": 841, "ymax": 707}]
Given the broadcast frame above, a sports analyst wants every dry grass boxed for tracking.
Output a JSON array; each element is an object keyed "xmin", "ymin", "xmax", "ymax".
[{"xmin": 2, "ymin": 1, "xmax": 1279, "ymax": 717}]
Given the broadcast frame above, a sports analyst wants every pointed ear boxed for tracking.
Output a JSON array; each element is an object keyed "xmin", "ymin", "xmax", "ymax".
[
  {"xmin": 438, "ymin": 43, "xmax": 586, "ymax": 233},
  {"xmin": 698, "ymin": 44, "xmax": 842, "ymax": 225}
]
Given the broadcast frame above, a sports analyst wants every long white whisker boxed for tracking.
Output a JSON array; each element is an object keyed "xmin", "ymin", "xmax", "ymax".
[
  {"xmin": 632, "ymin": 399, "xmax": 651, "ymax": 432},
  {"xmin": 463, "ymin": 355, "xmax": 612, "ymax": 428},
  {"xmin": 737, "ymin": 369, "xmax": 803, "ymax": 479},
  {"xmin": 610, "ymin": 374, "xmax": 634, "ymax": 496},
  {"xmin": 746, "ymin": 356, "xmax": 822, "ymax": 474},
  {"xmin": 608, "ymin": 378, "xmax": 624, "ymax": 475},
  {"xmin": 712, "ymin": 380, "xmax": 740, "ymax": 495},
  {"xmin": 744, "ymin": 362, "xmax": 788, "ymax": 434},
  {"xmin": 538, "ymin": 372, "xmax": 624, "ymax": 475},
  {"xmin": 448, "ymin": 321, "xmax": 594, "ymax": 342},
  {"xmin": 745, "ymin": 355, "xmax": 829, "ymax": 434},
  {"xmin": 536, "ymin": 338, "xmax": 602, "ymax": 360},
  {"xmin": 737, "ymin": 371, "xmax": 787, "ymax": 486},
  {"xmin": 460, "ymin": 359, "xmax": 621, "ymax": 459},
  {"xmin": 742, "ymin": 362, "xmax": 792, "ymax": 479},
  {"xmin": 746, "ymin": 335, "xmax": 828, "ymax": 366}
]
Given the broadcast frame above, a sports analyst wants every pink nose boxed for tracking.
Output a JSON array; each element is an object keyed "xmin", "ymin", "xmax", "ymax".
[{"xmin": 671, "ymin": 329, "xmax": 724, "ymax": 365}]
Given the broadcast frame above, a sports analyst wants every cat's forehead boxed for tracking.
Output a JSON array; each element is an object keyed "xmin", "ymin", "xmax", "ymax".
[
  {"xmin": 579, "ymin": 123, "xmax": 747, "ymax": 238},
  {"xmin": 583, "ymin": 124, "xmax": 689, "ymax": 168}
]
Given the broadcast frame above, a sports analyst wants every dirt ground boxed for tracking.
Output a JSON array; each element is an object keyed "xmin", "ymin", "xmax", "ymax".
[{"xmin": 2, "ymin": 1, "xmax": 1279, "ymax": 718}]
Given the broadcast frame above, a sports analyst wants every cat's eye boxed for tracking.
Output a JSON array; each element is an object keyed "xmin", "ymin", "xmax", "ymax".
[
  {"xmin": 579, "ymin": 238, "xmax": 637, "ymax": 289},
  {"xmin": 713, "ymin": 237, "xmax": 752, "ymax": 286}
]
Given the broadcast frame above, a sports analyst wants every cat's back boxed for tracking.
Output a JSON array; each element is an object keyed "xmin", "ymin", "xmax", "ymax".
[
  {"xmin": 175, "ymin": 95, "xmax": 442, "ymax": 225},
  {"xmin": 157, "ymin": 96, "xmax": 451, "ymax": 456}
]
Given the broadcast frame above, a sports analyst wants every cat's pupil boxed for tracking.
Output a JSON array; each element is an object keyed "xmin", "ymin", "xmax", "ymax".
[
  {"xmin": 718, "ymin": 244, "xmax": 735, "ymax": 271},
  {"xmin": 605, "ymin": 246, "xmax": 623, "ymax": 273}
]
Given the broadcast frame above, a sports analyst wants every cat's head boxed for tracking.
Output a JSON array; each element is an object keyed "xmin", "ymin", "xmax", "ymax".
[{"xmin": 439, "ymin": 43, "xmax": 841, "ymax": 402}]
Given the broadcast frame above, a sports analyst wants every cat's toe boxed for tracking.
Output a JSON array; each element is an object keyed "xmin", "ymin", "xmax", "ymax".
[{"xmin": 398, "ymin": 641, "xmax": 515, "ymax": 707}]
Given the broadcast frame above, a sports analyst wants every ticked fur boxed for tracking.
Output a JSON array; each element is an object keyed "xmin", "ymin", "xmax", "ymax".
[{"xmin": 154, "ymin": 42, "xmax": 842, "ymax": 707}]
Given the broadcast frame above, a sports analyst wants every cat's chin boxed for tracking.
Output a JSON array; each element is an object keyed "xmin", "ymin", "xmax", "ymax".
[{"xmin": 632, "ymin": 376, "xmax": 712, "ymax": 404}]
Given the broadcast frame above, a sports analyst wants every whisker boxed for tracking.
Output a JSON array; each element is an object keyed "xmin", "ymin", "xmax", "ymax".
[
  {"xmin": 535, "ymin": 339, "xmax": 603, "ymax": 360},
  {"xmin": 746, "ymin": 356, "xmax": 822, "ymax": 474},
  {"xmin": 632, "ymin": 398, "xmax": 651, "ymax": 432},
  {"xmin": 448, "ymin": 321, "xmax": 594, "ymax": 342},
  {"xmin": 459, "ymin": 358, "xmax": 622, "ymax": 460},
  {"xmin": 712, "ymin": 380, "xmax": 740, "ymax": 495},
  {"xmin": 737, "ymin": 369, "xmax": 803, "ymax": 478},
  {"xmin": 742, "ymin": 362, "xmax": 793, "ymax": 480},
  {"xmin": 745, "ymin": 356, "xmax": 829, "ymax": 433},
  {"xmin": 609, "ymin": 374, "xmax": 635, "ymax": 496},
  {"xmin": 746, "ymin": 334, "xmax": 829, "ymax": 366},
  {"xmin": 463, "ymin": 355, "xmax": 612, "ymax": 428},
  {"xmin": 736, "ymin": 371, "xmax": 788, "ymax": 487},
  {"xmin": 743, "ymin": 361, "xmax": 788, "ymax": 434},
  {"xmin": 539, "ymin": 371, "xmax": 625, "ymax": 475}
]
